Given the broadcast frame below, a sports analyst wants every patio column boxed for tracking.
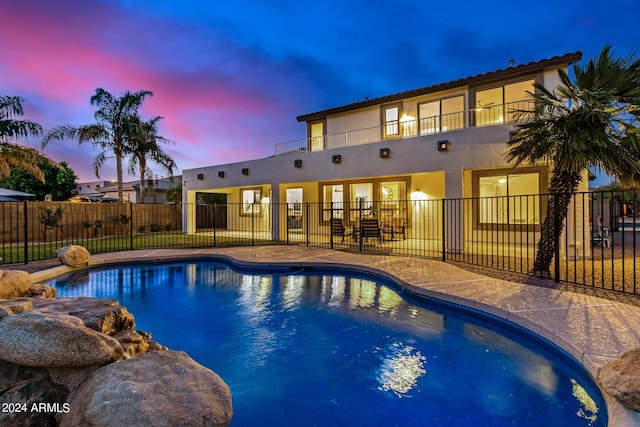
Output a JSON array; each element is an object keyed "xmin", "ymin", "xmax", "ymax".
[
  {"xmin": 444, "ymin": 171, "xmax": 464, "ymax": 254},
  {"xmin": 270, "ymin": 184, "xmax": 280, "ymax": 241}
]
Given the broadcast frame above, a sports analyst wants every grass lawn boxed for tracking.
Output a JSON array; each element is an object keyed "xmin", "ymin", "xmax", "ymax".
[{"xmin": 0, "ymin": 231, "xmax": 273, "ymax": 265}]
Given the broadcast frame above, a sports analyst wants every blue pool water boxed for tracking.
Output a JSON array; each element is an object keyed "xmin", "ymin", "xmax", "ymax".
[{"xmin": 48, "ymin": 260, "xmax": 607, "ymax": 426}]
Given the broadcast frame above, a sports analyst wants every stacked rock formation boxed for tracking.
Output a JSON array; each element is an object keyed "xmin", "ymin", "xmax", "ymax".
[{"xmin": 0, "ymin": 262, "xmax": 233, "ymax": 426}]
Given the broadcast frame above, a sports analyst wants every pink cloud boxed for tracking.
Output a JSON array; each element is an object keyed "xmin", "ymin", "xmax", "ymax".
[{"xmin": 0, "ymin": 0, "xmax": 311, "ymax": 181}]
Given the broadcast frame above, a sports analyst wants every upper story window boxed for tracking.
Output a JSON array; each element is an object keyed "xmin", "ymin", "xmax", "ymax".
[
  {"xmin": 383, "ymin": 105, "xmax": 400, "ymax": 138},
  {"xmin": 418, "ymin": 95, "xmax": 464, "ymax": 135},
  {"xmin": 475, "ymin": 80, "xmax": 534, "ymax": 126},
  {"xmin": 308, "ymin": 121, "xmax": 325, "ymax": 151}
]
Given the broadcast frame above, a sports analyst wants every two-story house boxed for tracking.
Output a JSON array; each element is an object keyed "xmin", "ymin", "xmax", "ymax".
[{"xmin": 182, "ymin": 52, "xmax": 589, "ymax": 255}]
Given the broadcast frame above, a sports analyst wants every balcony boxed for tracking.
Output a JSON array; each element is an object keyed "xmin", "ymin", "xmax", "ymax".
[{"xmin": 275, "ymin": 99, "xmax": 533, "ymax": 156}]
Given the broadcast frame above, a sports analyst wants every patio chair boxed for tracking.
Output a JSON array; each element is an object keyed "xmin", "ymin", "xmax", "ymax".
[
  {"xmin": 591, "ymin": 228, "xmax": 611, "ymax": 248},
  {"xmin": 381, "ymin": 217, "xmax": 406, "ymax": 241},
  {"xmin": 359, "ymin": 218, "xmax": 382, "ymax": 242},
  {"xmin": 331, "ymin": 218, "xmax": 353, "ymax": 242}
]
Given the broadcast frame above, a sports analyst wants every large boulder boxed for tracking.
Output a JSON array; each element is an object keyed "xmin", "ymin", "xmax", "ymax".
[
  {"xmin": 0, "ymin": 359, "xmax": 69, "ymax": 427},
  {"xmin": 56, "ymin": 245, "xmax": 90, "ymax": 268},
  {"xmin": 31, "ymin": 297, "xmax": 135, "ymax": 335},
  {"xmin": 0, "ymin": 311, "xmax": 124, "ymax": 367},
  {"xmin": 28, "ymin": 283, "xmax": 57, "ymax": 298},
  {"xmin": 598, "ymin": 348, "xmax": 640, "ymax": 411},
  {"xmin": 0, "ymin": 299, "xmax": 33, "ymax": 320},
  {"xmin": 60, "ymin": 350, "xmax": 233, "ymax": 427},
  {"xmin": 112, "ymin": 330, "xmax": 150, "ymax": 358},
  {"xmin": 0, "ymin": 270, "xmax": 32, "ymax": 299}
]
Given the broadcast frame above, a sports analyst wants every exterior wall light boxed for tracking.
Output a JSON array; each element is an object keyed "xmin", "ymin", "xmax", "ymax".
[
  {"xmin": 218, "ymin": 171, "xmax": 225, "ymax": 178},
  {"xmin": 437, "ymin": 140, "xmax": 449, "ymax": 152},
  {"xmin": 197, "ymin": 173, "xmax": 204, "ymax": 180},
  {"xmin": 380, "ymin": 148, "xmax": 390, "ymax": 158},
  {"xmin": 242, "ymin": 168, "xmax": 249, "ymax": 175},
  {"xmin": 294, "ymin": 159, "xmax": 302, "ymax": 168},
  {"xmin": 332, "ymin": 155, "xmax": 342, "ymax": 164}
]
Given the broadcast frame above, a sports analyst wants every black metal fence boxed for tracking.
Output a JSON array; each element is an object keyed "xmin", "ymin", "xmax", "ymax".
[{"xmin": 1, "ymin": 191, "xmax": 638, "ymax": 295}]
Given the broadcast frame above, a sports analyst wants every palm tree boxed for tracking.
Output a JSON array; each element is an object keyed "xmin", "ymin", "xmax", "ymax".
[
  {"xmin": 0, "ymin": 96, "xmax": 45, "ymax": 182},
  {"xmin": 127, "ymin": 116, "xmax": 176, "ymax": 203},
  {"xmin": 507, "ymin": 46, "xmax": 640, "ymax": 274},
  {"xmin": 42, "ymin": 88, "xmax": 152, "ymax": 201}
]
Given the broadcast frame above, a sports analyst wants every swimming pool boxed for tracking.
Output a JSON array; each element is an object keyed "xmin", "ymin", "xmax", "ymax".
[{"xmin": 48, "ymin": 260, "xmax": 607, "ymax": 426}]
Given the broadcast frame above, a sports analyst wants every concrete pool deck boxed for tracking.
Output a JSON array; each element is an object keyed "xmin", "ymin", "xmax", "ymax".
[{"xmin": 31, "ymin": 246, "xmax": 640, "ymax": 426}]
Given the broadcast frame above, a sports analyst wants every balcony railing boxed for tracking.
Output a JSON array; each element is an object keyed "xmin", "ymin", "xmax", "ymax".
[{"xmin": 275, "ymin": 99, "xmax": 534, "ymax": 155}]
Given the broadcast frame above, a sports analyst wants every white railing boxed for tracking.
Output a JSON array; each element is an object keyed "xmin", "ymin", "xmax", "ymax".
[{"xmin": 275, "ymin": 100, "xmax": 533, "ymax": 156}]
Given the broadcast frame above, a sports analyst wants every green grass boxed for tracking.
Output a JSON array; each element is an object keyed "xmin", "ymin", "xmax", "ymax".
[{"xmin": 0, "ymin": 231, "xmax": 274, "ymax": 265}]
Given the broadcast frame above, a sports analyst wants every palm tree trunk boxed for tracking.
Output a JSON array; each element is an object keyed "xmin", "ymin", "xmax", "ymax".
[
  {"xmin": 115, "ymin": 149, "xmax": 124, "ymax": 203},
  {"xmin": 532, "ymin": 166, "xmax": 583, "ymax": 274}
]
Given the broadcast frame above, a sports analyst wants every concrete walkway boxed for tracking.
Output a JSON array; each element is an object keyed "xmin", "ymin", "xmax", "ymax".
[{"xmin": 31, "ymin": 246, "xmax": 640, "ymax": 426}]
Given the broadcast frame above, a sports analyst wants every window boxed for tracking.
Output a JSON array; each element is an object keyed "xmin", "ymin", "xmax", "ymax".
[
  {"xmin": 419, "ymin": 96, "xmax": 464, "ymax": 134},
  {"xmin": 350, "ymin": 183, "xmax": 374, "ymax": 222},
  {"xmin": 309, "ymin": 122, "xmax": 325, "ymax": 151},
  {"xmin": 383, "ymin": 105, "xmax": 400, "ymax": 137},
  {"xmin": 320, "ymin": 177, "xmax": 410, "ymax": 224},
  {"xmin": 322, "ymin": 184, "xmax": 344, "ymax": 221},
  {"xmin": 474, "ymin": 169, "xmax": 544, "ymax": 226},
  {"xmin": 475, "ymin": 80, "xmax": 534, "ymax": 126},
  {"xmin": 241, "ymin": 188, "xmax": 261, "ymax": 215},
  {"xmin": 419, "ymin": 101, "xmax": 439, "ymax": 135},
  {"xmin": 441, "ymin": 96, "xmax": 464, "ymax": 131},
  {"xmin": 286, "ymin": 188, "xmax": 303, "ymax": 230},
  {"xmin": 379, "ymin": 181, "xmax": 407, "ymax": 222}
]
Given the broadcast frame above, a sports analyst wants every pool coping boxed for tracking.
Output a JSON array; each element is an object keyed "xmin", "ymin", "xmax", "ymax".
[{"xmin": 31, "ymin": 246, "xmax": 640, "ymax": 426}]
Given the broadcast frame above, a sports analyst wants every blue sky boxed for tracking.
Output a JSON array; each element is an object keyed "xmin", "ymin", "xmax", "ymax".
[{"xmin": 1, "ymin": 0, "xmax": 638, "ymax": 184}]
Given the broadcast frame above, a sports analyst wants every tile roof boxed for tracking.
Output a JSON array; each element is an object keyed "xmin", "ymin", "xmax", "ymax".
[{"xmin": 297, "ymin": 52, "xmax": 582, "ymax": 122}]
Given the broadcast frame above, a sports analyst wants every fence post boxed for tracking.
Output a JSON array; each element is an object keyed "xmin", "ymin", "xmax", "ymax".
[
  {"xmin": 359, "ymin": 199, "xmax": 363, "ymax": 252},
  {"xmin": 554, "ymin": 192, "xmax": 560, "ymax": 282},
  {"xmin": 129, "ymin": 202, "xmax": 134, "ymax": 251},
  {"xmin": 251, "ymin": 205, "xmax": 255, "ymax": 246},
  {"xmin": 441, "ymin": 199, "xmax": 446, "ymax": 262},
  {"xmin": 330, "ymin": 202, "xmax": 334, "ymax": 249},
  {"xmin": 285, "ymin": 203, "xmax": 289, "ymax": 245},
  {"xmin": 213, "ymin": 204, "xmax": 217, "ymax": 247},
  {"xmin": 305, "ymin": 203, "xmax": 310, "ymax": 246},
  {"xmin": 23, "ymin": 200, "xmax": 28, "ymax": 264}
]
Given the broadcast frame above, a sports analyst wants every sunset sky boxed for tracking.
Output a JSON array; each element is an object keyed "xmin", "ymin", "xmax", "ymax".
[{"xmin": 1, "ymin": 0, "xmax": 639, "ymax": 184}]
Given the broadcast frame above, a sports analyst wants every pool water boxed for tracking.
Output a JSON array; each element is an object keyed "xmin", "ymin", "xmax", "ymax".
[{"xmin": 49, "ymin": 260, "xmax": 607, "ymax": 427}]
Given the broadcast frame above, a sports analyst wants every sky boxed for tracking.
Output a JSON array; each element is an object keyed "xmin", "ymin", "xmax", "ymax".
[{"xmin": 1, "ymin": 0, "xmax": 639, "ymax": 185}]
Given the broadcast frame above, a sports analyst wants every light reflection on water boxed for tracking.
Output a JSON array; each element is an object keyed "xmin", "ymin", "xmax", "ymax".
[
  {"xmin": 376, "ymin": 342, "xmax": 427, "ymax": 397},
  {"xmin": 50, "ymin": 261, "xmax": 607, "ymax": 427}
]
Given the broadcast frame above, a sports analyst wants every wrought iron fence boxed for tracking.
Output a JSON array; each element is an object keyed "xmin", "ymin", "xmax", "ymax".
[{"xmin": 1, "ymin": 190, "xmax": 638, "ymax": 295}]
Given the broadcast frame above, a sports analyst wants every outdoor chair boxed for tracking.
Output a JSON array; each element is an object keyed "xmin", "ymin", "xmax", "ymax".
[
  {"xmin": 381, "ymin": 217, "xmax": 406, "ymax": 241},
  {"xmin": 591, "ymin": 228, "xmax": 611, "ymax": 248},
  {"xmin": 331, "ymin": 218, "xmax": 353, "ymax": 242},
  {"xmin": 359, "ymin": 218, "xmax": 382, "ymax": 242}
]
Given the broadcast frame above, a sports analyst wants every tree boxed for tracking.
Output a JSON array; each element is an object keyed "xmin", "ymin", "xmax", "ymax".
[
  {"xmin": 0, "ymin": 96, "xmax": 44, "ymax": 182},
  {"xmin": 166, "ymin": 183, "xmax": 182, "ymax": 204},
  {"xmin": 507, "ymin": 46, "xmax": 640, "ymax": 273},
  {"xmin": 0, "ymin": 157, "xmax": 78, "ymax": 200},
  {"xmin": 126, "ymin": 116, "xmax": 176, "ymax": 203},
  {"xmin": 42, "ymin": 88, "xmax": 153, "ymax": 201}
]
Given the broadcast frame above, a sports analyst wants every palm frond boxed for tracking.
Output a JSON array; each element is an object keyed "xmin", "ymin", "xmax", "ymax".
[
  {"xmin": 507, "ymin": 45, "xmax": 640, "ymax": 184},
  {"xmin": 0, "ymin": 142, "xmax": 45, "ymax": 182}
]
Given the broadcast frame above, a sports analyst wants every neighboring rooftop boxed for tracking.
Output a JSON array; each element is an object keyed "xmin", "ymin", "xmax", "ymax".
[{"xmin": 0, "ymin": 188, "xmax": 36, "ymax": 202}]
